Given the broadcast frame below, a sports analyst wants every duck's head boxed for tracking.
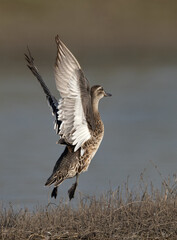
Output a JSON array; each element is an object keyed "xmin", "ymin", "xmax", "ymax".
[{"xmin": 91, "ymin": 85, "xmax": 112, "ymax": 101}]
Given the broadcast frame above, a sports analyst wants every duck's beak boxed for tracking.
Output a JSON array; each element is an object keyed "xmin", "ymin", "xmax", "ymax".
[{"xmin": 104, "ymin": 91, "xmax": 112, "ymax": 97}]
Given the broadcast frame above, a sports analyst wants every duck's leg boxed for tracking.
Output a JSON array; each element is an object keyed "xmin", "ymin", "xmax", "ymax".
[
  {"xmin": 51, "ymin": 186, "xmax": 58, "ymax": 199},
  {"xmin": 68, "ymin": 174, "xmax": 79, "ymax": 200}
]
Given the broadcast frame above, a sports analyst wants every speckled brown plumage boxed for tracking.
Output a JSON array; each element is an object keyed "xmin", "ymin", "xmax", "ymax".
[{"xmin": 45, "ymin": 112, "xmax": 105, "ymax": 200}]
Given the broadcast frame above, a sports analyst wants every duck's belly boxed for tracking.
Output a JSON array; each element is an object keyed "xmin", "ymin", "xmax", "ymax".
[{"xmin": 79, "ymin": 133, "xmax": 104, "ymax": 173}]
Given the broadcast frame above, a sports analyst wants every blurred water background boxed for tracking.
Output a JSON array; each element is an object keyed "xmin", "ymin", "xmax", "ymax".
[{"xmin": 1, "ymin": 0, "xmax": 177, "ymax": 208}]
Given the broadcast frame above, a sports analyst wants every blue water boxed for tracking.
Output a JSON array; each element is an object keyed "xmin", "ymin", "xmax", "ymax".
[{"xmin": 1, "ymin": 62, "xmax": 177, "ymax": 208}]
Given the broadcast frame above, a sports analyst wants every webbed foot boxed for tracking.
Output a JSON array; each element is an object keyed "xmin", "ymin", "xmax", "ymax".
[
  {"xmin": 51, "ymin": 187, "xmax": 58, "ymax": 199},
  {"xmin": 68, "ymin": 174, "xmax": 79, "ymax": 200},
  {"xmin": 68, "ymin": 182, "xmax": 77, "ymax": 200}
]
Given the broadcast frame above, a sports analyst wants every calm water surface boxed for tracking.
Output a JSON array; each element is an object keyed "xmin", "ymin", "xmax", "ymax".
[{"xmin": 1, "ymin": 62, "xmax": 177, "ymax": 208}]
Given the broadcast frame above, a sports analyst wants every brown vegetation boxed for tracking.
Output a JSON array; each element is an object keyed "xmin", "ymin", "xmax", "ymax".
[{"xmin": 1, "ymin": 173, "xmax": 177, "ymax": 240}]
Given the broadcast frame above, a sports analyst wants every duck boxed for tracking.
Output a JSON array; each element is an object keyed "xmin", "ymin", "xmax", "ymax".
[{"xmin": 25, "ymin": 35, "xmax": 111, "ymax": 200}]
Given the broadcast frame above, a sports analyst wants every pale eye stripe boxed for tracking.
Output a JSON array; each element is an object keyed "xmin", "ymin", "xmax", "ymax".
[{"xmin": 97, "ymin": 86, "xmax": 103, "ymax": 91}]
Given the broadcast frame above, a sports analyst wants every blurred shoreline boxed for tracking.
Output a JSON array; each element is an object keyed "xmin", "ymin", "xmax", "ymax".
[{"xmin": 1, "ymin": 0, "xmax": 177, "ymax": 61}]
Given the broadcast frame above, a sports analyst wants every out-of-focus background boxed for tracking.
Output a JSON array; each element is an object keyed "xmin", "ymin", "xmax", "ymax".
[{"xmin": 1, "ymin": 0, "xmax": 177, "ymax": 208}]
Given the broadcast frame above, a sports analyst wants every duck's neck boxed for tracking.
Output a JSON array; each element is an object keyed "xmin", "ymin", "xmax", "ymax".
[{"xmin": 92, "ymin": 98, "xmax": 100, "ymax": 120}]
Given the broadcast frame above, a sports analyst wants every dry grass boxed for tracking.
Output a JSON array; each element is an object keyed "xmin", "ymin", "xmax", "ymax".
[{"xmin": 1, "ymin": 171, "xmax": 177, "ymax": 240}]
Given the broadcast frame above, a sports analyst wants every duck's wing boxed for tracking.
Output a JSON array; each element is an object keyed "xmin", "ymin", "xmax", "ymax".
[
  {"xmin": 55, "ymin": 35, "xmax": 95, "ymax": 152},
  {"xmin": 25, "ymin": 48, "xmax": 61, "ymax": 134}
]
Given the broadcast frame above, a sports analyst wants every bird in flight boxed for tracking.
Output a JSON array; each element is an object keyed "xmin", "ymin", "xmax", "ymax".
[{"xmin": 25, "ymin": 35, "xmax": 111, "ymax": 200}]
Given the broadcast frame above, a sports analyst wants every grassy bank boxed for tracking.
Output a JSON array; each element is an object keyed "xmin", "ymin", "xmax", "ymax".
[{"xmin": 1, "ymin": 175, "xmax": 177, "ymax": 240}]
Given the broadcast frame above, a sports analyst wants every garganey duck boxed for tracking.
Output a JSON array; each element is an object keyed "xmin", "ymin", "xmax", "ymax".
[{"xmin": 25, "ymin": 35, "xmax": 111, "ymax": 200}]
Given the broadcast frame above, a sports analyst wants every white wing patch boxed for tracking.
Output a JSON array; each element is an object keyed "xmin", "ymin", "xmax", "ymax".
[{"xmin": 55, "ymin": 37, "xmax": 91, "ymax": 151}]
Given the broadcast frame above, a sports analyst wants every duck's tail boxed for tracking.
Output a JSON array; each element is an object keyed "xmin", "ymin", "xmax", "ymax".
[{"xmin": 45, "ymin": 173, "xmax": 64, "ymax": 187}]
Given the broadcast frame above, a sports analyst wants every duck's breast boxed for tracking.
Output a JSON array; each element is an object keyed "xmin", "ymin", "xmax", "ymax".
[{"xmin": 80, "ymin": 120, "xmax": 104, "ymax": 172}]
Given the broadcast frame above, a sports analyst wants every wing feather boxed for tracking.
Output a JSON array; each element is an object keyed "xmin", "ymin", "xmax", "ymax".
[
  {"xmin": 25, "ymin": 48, "xmax": 61, "ymax": 134},
  {"xmin": 54, "ymin": 35, "xmax": 93, "ymax": 152}
]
